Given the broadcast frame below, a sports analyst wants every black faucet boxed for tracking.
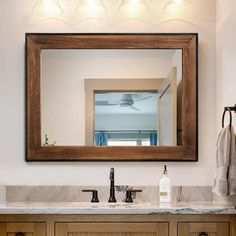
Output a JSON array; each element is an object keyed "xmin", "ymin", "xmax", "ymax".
[{"xmin": 108, "ymin": 167, "xmax": 117, "ymax": 203}]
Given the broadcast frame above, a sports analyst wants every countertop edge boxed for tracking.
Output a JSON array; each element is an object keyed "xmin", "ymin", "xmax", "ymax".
[{"xmin": 0, "ymin": 206, "xmax": 235, "ymax": 215}]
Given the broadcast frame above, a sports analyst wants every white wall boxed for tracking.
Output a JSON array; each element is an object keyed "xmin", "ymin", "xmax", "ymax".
[
  {"xmin": 172, "ymin": 50, "xmax": 182, "ymax": 85},
  {"xmin": 216, "ymin": 0, "xmax": 236, "ymax": 132},
  {"xmin": 0, "ymin": 0, "xmax": 216, "ymax": 186},
  {"xmin": 96, "ymin": 114, "xmax": 157, "ymax": 131}
]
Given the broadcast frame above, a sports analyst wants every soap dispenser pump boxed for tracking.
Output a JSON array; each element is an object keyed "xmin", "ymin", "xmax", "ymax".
[{"xmin": 159, "ymin": 165, "xmax": 171, "ymax": 203}]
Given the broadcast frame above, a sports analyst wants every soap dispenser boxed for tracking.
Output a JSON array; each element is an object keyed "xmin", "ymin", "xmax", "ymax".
[{"xmin": 159, "ymin": 165, "xmax": 171, "ymax": 203}]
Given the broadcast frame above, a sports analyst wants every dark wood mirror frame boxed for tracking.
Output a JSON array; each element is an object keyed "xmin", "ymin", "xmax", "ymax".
[{"xmin": 26, "ymin": 33, "xmax": 198, "ymax": 162}]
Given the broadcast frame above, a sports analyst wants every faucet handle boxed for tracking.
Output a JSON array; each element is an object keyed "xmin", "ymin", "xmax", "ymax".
[
  {"xmin": 82, "ymin": 190, "xmax": 99, "ymax": 203},
  {"xmin": 125, "ymin": 189, "xmax": 142, "ymax": 203}
]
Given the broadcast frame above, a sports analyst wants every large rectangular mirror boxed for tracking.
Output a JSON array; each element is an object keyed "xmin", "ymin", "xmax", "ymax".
[{"xmin": 26, "ymin": 34, "xmax": 198, "ymax": 161}]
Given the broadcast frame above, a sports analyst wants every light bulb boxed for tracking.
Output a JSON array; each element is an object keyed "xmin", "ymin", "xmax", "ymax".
[
  {"xmin": 33, "ymin": 0, "xmax": 63, "ymax": 17},
  {"xmin": 119, "ymin": 0, "xmax": 149, "ymax": 18},
  {"xmin": 175, "ymin": 0, "xmax": 183, "ymax": 3},
  {"xmin": 164, "ymin": 0, "xmax": 194, "ymax": 16},
  {"xmin": 76, "ymin": 0, "xmax": 106, "ymax": 19}
]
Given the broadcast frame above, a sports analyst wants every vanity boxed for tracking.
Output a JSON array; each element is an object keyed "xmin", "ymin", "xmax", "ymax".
[
  {"xmin": 1, "ymin": 184, "xmax": 236, "ymax": 236},
  {"xmin": 0, "ymin": 203, "xmax": 235, "ymax": 236}
]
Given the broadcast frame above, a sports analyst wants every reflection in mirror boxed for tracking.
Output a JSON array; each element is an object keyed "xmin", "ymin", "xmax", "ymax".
[
  {"xmin": 95, "ymin": 92, "xmax": 158, "ymax": 146},
  {"xmin": 41, "ymin": 49, "xmax": 182, "ymax": 147}
]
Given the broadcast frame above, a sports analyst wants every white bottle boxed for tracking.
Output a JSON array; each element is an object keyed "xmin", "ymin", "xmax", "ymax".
[{"xmin": 159, "ymin": 165, "xmax": 171, "ymax": 203}]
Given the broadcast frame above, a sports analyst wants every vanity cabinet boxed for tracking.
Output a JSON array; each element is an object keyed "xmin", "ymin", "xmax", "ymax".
[
  {"xmin": 178, "ymin": 222, "xmax": 229, "ymax": 236},
  {"xmin": 0, "ymin": 215, "xmax": 235, "ymax": 236},
  {"xmin": 55, "ymin": 223, "xmax": 168, "ymax": 236},
  {"xmin": 0, "ymin": 222, "xmax": 46, "ymax": 236}
]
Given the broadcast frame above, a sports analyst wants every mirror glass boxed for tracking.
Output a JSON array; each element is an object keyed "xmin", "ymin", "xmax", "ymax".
[
  {"xmin": 41, "ymin": 49, "xmax": 182, "ymax": 147},
  {"xmin": 95, "ymin": 91, "xmax": 158, "ymax": 146}
]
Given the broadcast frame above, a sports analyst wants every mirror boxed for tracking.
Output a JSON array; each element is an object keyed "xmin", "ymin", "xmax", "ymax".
[
  {"xmin": 41, "ymin": 49, "xmax": 182, "ymax": 147},
  {"xmin": 26, "ymin": 34, "xmax": 197, "ymax": 161}
]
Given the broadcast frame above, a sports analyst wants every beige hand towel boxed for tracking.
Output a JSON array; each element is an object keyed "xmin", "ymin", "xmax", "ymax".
[
  {"xmin": 213, "ymin": 125, "xmax": 236, "ymax": 196},
  {"xmin": 228, "ymin": 128, "xmax": 236, "ymax": 195}
]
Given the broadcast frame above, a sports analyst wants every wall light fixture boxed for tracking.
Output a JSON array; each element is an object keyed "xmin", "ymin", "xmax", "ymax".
[
  {"xmin": 76, "ymin": 0, "xmax": 106, "ymax": 19},
  {"xmin": 175, "ymin": 0, "xmax": 184, "ymax": 3},
  {"xmin": 164, "ymin": 0, "xmax": 194, "ymax": 16},
  {"xmin": 33, "ymin": 0, "xmax": 63, "ymax": 17},
  {"xmin": 119, "ymin": 0, "xmax": 149, "ymax": 18}
]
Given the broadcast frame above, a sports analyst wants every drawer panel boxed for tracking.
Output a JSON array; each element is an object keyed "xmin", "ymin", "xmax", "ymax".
[
  {"xmin": 55, "ymin": 223, "xmax": 169, "ymax": 236},
  {"xmin": 178, "ymin": 222, "xmax": 229, "ymax": 236},
  {"xmin": 0, "ymin": 223, "xmax": 46, "ymax": 236}
]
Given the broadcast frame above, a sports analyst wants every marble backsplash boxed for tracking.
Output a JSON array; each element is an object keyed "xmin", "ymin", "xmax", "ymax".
[{"xmin": 5, "ymin": 186, "xmax": 236, "ymax": 204}]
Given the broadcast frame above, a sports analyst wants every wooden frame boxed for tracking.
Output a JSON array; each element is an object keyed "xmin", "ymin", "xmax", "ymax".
[{"xmin": 26, "ymin": 33, "xmax": 198, "ymax": 161}]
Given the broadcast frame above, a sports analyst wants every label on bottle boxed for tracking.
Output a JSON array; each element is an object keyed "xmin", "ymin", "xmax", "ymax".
[
  {"xmin": 159, "ymin": 192, "xmax": 168, "ymax": 196},
  {"xmin": 159, "ymin": 183, "xmax": 171, "ymax": 203}
]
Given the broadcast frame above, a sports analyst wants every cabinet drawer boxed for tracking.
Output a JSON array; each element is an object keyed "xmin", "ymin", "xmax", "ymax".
[
  {"xmin": 0, "ymin": 223, "xmax": 46, "ymax": 236},
  {"xmin": 178, "ymin": 222, "xmax": 229, "ymax": 236},
  {"xmin": 55, "ymin": 223, "xmax": 168, "ymax": 236}
]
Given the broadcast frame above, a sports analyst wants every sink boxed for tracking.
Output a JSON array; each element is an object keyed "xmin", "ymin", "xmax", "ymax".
[
  {"xmin": 5, "ymin": 202, "xmax": 174, "ymax": 209},
  {"xmin": 67, "ymin": 202, "xmax": 135, "ymax": 208},
  {"xmin": 67, "ymin": 202, "xmax": 172, "ymax": 209}
]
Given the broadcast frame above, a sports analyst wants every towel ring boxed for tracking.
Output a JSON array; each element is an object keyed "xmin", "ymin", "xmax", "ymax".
[{"xmin": 222, "ymin": 107, "xmax": 232, "ymax": 128}]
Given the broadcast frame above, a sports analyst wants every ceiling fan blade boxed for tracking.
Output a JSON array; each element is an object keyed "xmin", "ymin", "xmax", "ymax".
[
  {"xmin": 129, "ymin": 106, "xmax": 141, "ymax": 111},
  {"xmin": 134, "ymin": 95, "xmax": 154, "ymax": 103},
  {"xmin": 119, "ymin": 94, "xmax": 134, "ymax": 107},
  {"xmin": 96, "ymin": 101, "xmax": 119, "ymax": 106}
]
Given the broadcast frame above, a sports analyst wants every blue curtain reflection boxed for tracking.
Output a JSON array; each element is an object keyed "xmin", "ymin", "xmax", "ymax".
[
  {"xmin": 150, "ymin": 131, "xmax": 157, "ymax": 146},
  {"xmin": 95, "ymin": 131, "xmax": 108, "ymax": 146}
]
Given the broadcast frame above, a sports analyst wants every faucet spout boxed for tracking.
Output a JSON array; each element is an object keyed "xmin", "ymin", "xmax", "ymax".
[{"xmin": 108, "ymin": 167, "xmax": 116, "ymax": 203}]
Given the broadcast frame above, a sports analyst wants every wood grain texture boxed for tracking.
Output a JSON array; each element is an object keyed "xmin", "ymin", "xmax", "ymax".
[
  {"xmin": 55, "ymin": 223, "xmax": 168, "ymax": 236},
  {"xmin": 0, "ymin": 222, "xmax": 46, "ymax": 236},
  {"xmin": 26, "ymin": 33, "xmax": 198, "ymax": 161},
  {"xmin": 178, "ymin": 222, "xmax": 229, "ymax": 236},
  {"xmin": 0, "ymin": 214, "xmax": 235, "ymax": 236}
]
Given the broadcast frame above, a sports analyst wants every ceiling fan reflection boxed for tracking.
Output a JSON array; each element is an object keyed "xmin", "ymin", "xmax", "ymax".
[{"xmin": 95, "ymin": 93, "xmax": 153, "ymax": 111}]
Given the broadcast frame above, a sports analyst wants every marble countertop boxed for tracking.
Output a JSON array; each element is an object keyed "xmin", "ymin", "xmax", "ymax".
[{"xmin": 0, "ymin": 202, "xmax": 235, "ymax": 215}]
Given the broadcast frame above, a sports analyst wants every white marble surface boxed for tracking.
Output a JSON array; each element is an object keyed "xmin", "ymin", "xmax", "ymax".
[
  {"xmin": 0, "ymin": 186, "xmax": 6, "ymax": 204},
  {"xmin": 0, "ymin": 202, "xmax": 235, "ymax": 215},
  {"xmin": 5, "ymin": 186, "xmax": 215, "ymax": 203}
]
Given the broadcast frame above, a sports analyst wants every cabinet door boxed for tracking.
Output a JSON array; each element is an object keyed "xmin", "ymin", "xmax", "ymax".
[
  {"xmin": 55, "ymin": 223, "xmax": 168, "ymax": 236},
  {"xmin": 178, "ymin": 222, "xmax": 229, "ymax": 236},
  {"xmin": 0, "ymin": 223, "xmax": 46, "ymax": 236}
]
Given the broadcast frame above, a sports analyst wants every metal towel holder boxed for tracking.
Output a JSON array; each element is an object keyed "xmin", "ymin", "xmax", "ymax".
[{"xmin": 222, "ymin": 104, "xmax": 236, "ymax": 128}]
